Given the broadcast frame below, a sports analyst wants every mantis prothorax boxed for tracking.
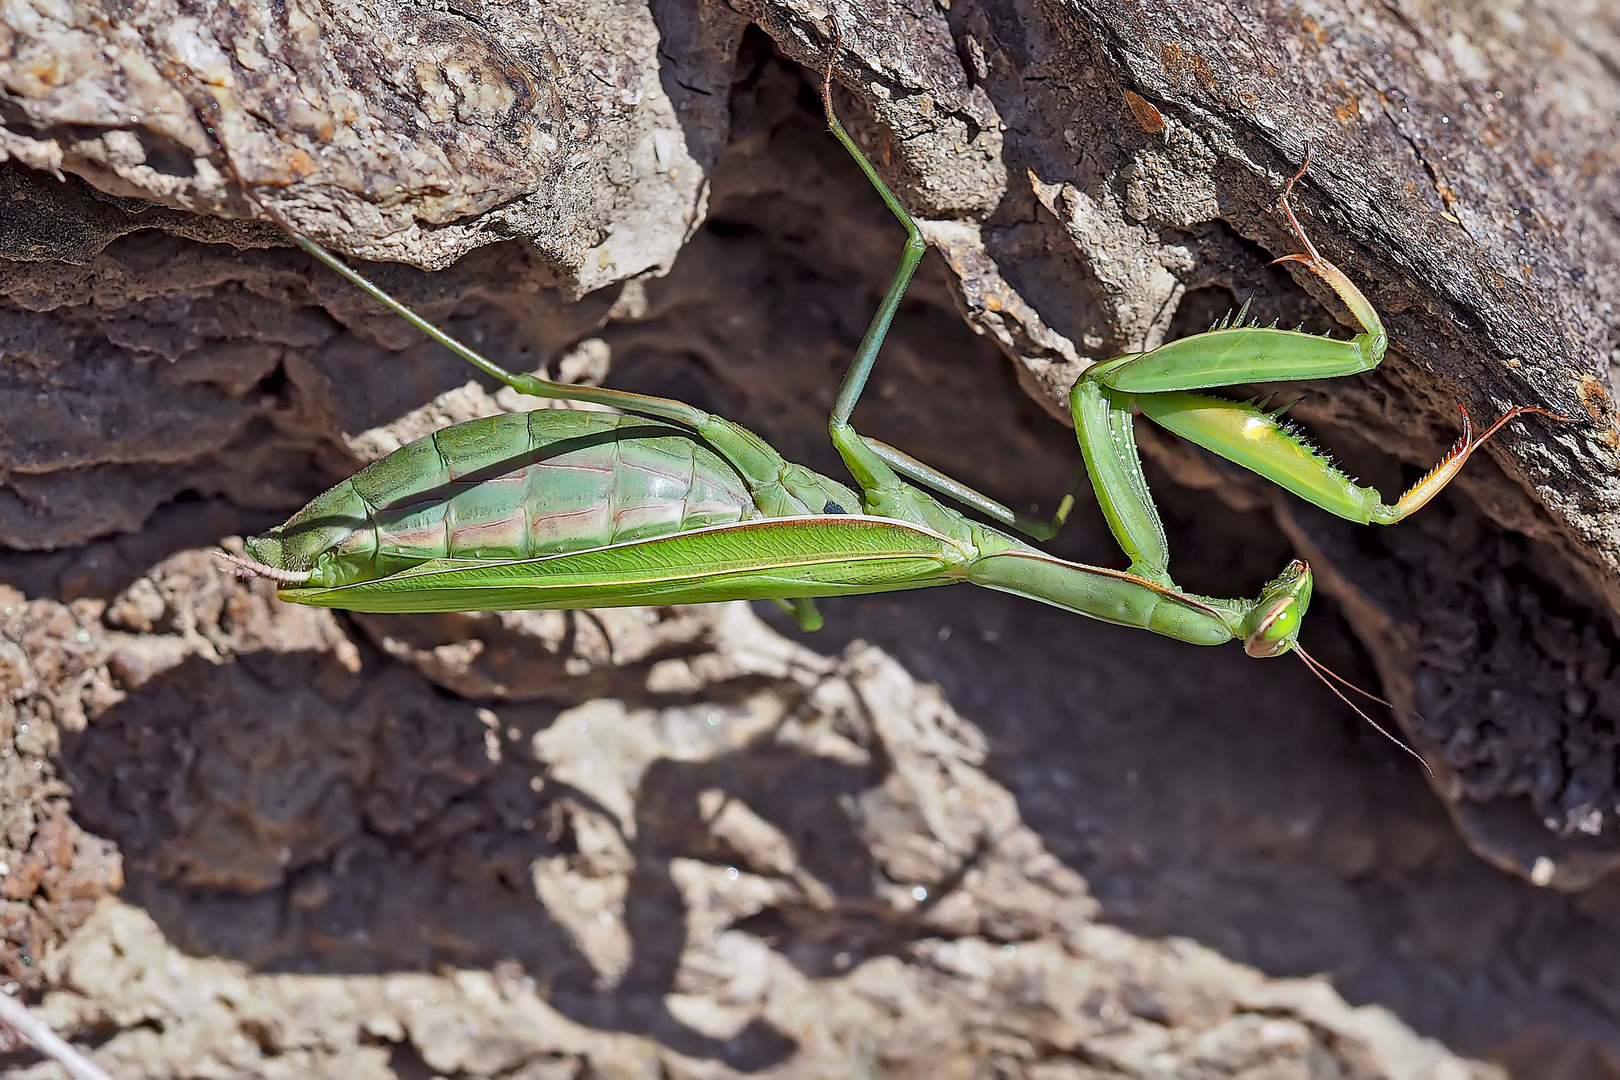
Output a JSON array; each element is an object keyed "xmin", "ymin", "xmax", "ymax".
[{"xmin": 221, "ymin": 39, "xmax": 1568, "ymax": 764}]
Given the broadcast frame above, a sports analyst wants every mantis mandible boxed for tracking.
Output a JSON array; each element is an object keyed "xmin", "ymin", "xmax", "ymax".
[{"xmin": 221, "ymin": 41, "xmax": 1566, "ymax": 751}]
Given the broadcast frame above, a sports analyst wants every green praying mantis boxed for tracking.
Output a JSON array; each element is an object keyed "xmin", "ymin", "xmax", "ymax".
[{"xmin": 221, "ymin": 44, "xmax": 1567, "ymax": 753}]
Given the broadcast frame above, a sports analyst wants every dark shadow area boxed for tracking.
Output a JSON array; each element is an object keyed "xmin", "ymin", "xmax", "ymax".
[{"xmin": 61, "ymin": 636, "xmax": 935, "ymax": 1068}]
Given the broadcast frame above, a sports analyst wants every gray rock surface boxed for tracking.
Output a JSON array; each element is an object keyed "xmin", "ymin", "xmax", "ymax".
[{"xmin": 0, "ymin": 0, "xmax": 1617, "ymax": 1075}]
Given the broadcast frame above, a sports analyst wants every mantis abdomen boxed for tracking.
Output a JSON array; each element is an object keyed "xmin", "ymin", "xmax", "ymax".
[{"xmin": 248, "ymin": 409, "xmax": 773, "ymax": 588}]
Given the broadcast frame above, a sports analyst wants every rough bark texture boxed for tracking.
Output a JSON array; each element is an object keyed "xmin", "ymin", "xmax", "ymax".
[{"xmin": 0, "ymin": 0, "xmax": 1618, "ymax": 1075}]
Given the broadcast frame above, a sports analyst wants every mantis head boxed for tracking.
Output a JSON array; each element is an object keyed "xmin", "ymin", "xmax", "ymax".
[
  {"xmin": 1242, "ymin": 558, "xmax": 1313, "ymax": 658},
  {"xmin": 1253, "ymin": 558, "xmax": 1432, "ymax": 775}
]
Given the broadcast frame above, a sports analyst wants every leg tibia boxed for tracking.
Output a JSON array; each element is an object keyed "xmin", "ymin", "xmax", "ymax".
[
  {"xmin": 1271, "ymin": 155, "xmax": 1386, "ymax": 351},
  {"xmin": 1368, "ymin": 403, "xmax": 1572, "ymax": 524},
  {"xmin": 772, "ymin": 597, "xmax": 825, "ymax": 632},
  {"xmin": 1136, "ymin": 391, "xmax": 1381, "ymax": 523},
  {"xmin": 862, "ymin": 436, "xmax": 1078, "ymax": 541},
  {"xmin": 1138, "ymin": 393, "xmax": 1571, "ymax": 528}
]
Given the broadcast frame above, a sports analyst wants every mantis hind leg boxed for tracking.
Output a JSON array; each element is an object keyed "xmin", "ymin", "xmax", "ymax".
[
  {"xmin": 277, "ymin": 207, "xmax": 855, "ymax": 621},
  {"xmin": 284, "ymin": 229, "xmax": 861, "ymax": 520}
]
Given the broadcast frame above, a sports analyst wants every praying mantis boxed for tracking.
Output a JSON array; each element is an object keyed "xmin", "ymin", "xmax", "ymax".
[{"xmin": 221, "ymin": 42, "xmax": 1566, "ymax": 713}]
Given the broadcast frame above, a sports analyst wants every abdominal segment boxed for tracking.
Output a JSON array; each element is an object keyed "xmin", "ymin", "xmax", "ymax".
[{"xmin": 320, "ymin": 410, "xmax": 761, "ymax": 580}]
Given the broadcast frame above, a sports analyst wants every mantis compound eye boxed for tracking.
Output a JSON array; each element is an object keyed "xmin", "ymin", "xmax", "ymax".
[{"xmin": 1245, "ymin": 598, "xmax": 1300, "ymax": 657}]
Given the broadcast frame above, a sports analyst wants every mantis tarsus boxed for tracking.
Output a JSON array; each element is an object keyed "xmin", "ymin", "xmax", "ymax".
[{"xmin": 222, "ymin": 43, "xmax": 1568, "ymax": 758}]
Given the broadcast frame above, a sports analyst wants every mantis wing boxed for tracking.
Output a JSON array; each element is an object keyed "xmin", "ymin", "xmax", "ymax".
[{"xmin": 276, "ymin": 515, "xmax": 969, "ymax": 613}]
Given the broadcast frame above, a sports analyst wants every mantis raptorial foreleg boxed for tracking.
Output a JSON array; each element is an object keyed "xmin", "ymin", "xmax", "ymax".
[{"xmin": 1065, "ymin": 153, "xmax": 1569, "ymax": 585}]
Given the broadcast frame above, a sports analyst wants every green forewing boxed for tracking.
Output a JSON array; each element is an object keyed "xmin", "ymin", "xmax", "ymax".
[{"xmin": 276, "ymin": 515, "xmax": 970, "ymax": 613}]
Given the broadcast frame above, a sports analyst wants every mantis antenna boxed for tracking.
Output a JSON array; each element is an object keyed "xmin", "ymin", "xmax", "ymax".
[{"xmin": 1294, "ymin": 644, "xmax": 1433, "ymax": 777}]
